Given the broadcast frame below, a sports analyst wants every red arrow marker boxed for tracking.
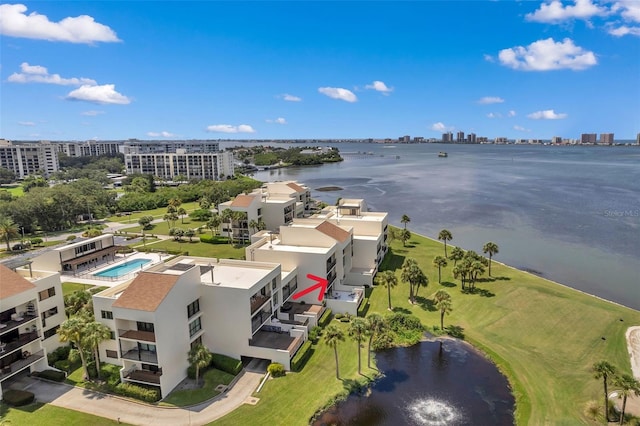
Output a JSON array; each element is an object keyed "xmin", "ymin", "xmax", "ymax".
[{"xmin": 292, "ymin": 274, "xmax": 329, "ymax": 302}]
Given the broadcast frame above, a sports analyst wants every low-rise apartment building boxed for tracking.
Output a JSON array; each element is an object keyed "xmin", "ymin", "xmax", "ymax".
[
  {"xmin": 0, "ymin": 263, "xmax": 65, "ymax": 398},
  {"xmin": 31, "ymin": 234, "xmax": 119, "ymax": 275}
]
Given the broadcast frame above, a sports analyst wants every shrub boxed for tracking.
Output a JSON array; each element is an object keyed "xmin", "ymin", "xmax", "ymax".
[
  {"xmin": 66, "ymin": 235, "xmax": 77, "ymax": 242},
  {"xmin": 386, "ymin": 312, "xmax": 424, "ymax": 333},
  {"xmin": 291, "ymin": 341, "xmax": 313, "ymax": 372},
  {"xmin": 189, "ymin": 209, "xmax": 212, "ymax": 221},
  {"xmin": 334, "ymin": 313, "xmax": 344, "ymax": 320},
  {"xmin": 34, "ymin": 369, "xmax": 66, "ymax": 382},
  {"xmin": 200, "ymin": 234, "xmax": 229, "ymax": 245},
  {"xmin": 267, "ymin": 362, "xmax": 286, "ymax": 377},
  {"xmin": 372, "ymin": 331, "xmax": 395, "ymax": 351},
  {"xmin": 54, "ymin": 359, "xmax": 73, "ymax": 372},
  {"xmin": 47, "ymin": 345, "xmax": 71, "ymax": 365},
  {"xmin": 100, "ymin": 363, "xmax": 122, "ymax": 386},
  {"xmin": 357, "ymin": 298, "xmax": 369, "ymax": 317},
  {"xmin": 113, "ymin": 383, "xmax": 161, "ymax": 403},
  {"xmin": 211, "ymin": 353, "xmax": 242, "ymax": 375},
  {"xmin": 2, "ymin": 389, "xmax": 35, "ymax": 406},
  {"xmin": 30, "ymin": 237, "xmax": 43, "ymax": 246},
  {"xmin": 308, "ymin": 326, "xmax": 322, "ymax": 343},
  {"xmin": 318, "ymin": 309, "xmax": 333, "ymax": 327}
]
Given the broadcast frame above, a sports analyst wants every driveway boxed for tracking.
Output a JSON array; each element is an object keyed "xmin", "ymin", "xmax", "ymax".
[{"xmin": 9, "ymin": 370, "xmax": 264, "ymax": 426}]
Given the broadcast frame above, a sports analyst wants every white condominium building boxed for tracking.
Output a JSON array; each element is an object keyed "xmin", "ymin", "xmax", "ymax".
[
  {"xmin": 0, "ymin": 263, "xmax": 65, "ymax": 398},
  {"xmin": 0, "ymin": 139, "xmax": 59, "ymax": 178}
]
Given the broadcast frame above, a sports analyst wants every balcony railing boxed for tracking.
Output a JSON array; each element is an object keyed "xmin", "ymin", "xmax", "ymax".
[
  {"xmin": 119, "ymin": 329, "xmax": 156, "ymax": 342},
  {"xmin": 0, "ymin": 314, "xmax": 38, "ymax": 336},
  {"xmin": 0, "ymin": 331, "xmax": 40, "ymax": 357},
  {"xmin": 121, "ymin": 349, "xmax": 158, "ymax": 364},
  {"xmin": 326, "ymin": 258, "xmax": 337, "ymax": 273},
  {"xmin": 124, "ymin": 368, "xmax": 162, "ymax": 385},
  {"xmin": 250, "ymin": 294, "xmax": 270, "ymax": 314},
  {"xmin": 0, "ymin": 350, "xmax": 45, "ymax": 381}
]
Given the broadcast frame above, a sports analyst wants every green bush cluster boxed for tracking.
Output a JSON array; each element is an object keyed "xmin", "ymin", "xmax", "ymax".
[
  {"xmin": 211, "ymin": 353, "xmax": 243, "ymax": 375},
  {"xmin": 100, "ymin": 364, "xmax": 122, "ymax": 387},
  {"xmin": 338, "ymin": 313, "xmax": 352, "ymax": 323},
  {"xmin": 2, "ymin": 389, "xmax": 35, "ymax": 406},
  {"xmin": 200, "ymin": 235, "xmax": 229, "ymax": 245},
  {"xmin": 386, "ymin": 312, "xmax": 424, "ymax": 332},
  {"xmin": 34, "ymin": 369, "xmax": 66, "ymax": 382},
  {"xmin": 47, "ymin": 345, "xmax": 71, "ymax": 366},
  {"xmin": 318, "ymin": 308, "xmax": 333, "ymax": 327},
  {"xmin": 54, "ymin": 359, "xmax": 75, "ymax": 373},
  {"xmin": 357, "ymin": 298, "xmax": 369, "ymax": 317},
  {"xmin": 267, "ymin": 362, "xmax": 286, "ymax": 377},
  {"xmin": 291, "ymin": 341, "xmax": 313, "ymax": 372},
  {"xmin": 308, "ymin": 326, "xmax": 322, "ymax": 343},
  {"xmin": 113, "ymin": 383, "xmax": 161, "ymax": 403}
]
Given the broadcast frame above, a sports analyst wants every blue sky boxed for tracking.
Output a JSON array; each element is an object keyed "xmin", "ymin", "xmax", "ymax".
[{"xmin": 1, "ymin": 1, "xmax": 639, "ymax": 140}]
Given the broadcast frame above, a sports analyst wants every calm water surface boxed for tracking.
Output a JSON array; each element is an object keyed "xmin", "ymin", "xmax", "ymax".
[
  {"xmin": 313, "ymin": 340, "xmax": 515, "ymax": 426},
  {"xmin": 244, "ymin": 143, "xmax": 640, "ymax": 310}
]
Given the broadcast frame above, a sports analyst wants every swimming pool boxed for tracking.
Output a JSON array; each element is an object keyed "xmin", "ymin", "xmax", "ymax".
[{"xmin": 94, "ymin": 259, "xmax": 152, "ymax": 278}]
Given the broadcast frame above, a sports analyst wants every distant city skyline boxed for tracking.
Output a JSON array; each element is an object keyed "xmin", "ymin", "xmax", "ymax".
[{"xmin": 1, "ymin": 1, "xmax": 639, "ymax": 140}]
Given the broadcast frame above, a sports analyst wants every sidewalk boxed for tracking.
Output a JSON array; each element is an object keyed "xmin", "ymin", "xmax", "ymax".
[{"xmin": 18, "ymin": 370, "xmax": 264, "ymax": 426}]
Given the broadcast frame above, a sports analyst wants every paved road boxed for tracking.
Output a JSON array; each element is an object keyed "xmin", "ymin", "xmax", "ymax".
[{"xmin": 15, "ymin": 370, "xmax": 264, "ymax": 426}]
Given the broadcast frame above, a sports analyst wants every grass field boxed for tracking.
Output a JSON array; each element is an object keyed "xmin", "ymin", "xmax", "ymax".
[
  {"xmin": 119, "ymin": 217, "xmax": 208, "ymax": 236},
  {"xmin": 133, "ymin": 239, "xmax": 245, "ymax": 259},
  {"xmin": 160, "ymin": 368, "xmax": 235, "ymax": 407},
  {"xmin": 4, "ymin": 184, "xmax": 24, "ymax": 197},
  {"xmin": 0, "ymin": 402, "xmax": 125, "ymax": 425},
  {"xmin": 105, "ymin": 201, "xmax": 200, "ymax": 223}
]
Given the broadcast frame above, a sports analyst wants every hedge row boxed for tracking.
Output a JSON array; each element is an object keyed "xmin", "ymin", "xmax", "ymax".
[
  {"xmin": 211, "ymin": 353, "xmax": 243, "ymax": 375},
  {"xmin": 2, "ymin": 389, "xmax": 34, "ymax": 406},
  {"xmin": 318, "ymin": 308, "xmax": 333, "ymax": 327},
  {"xmin": 47, "ymin": 345, "xmax": 71, "ymax": 365},
  {"xmin": 34, "ymin": 369, "xmax": 66, "ymax": 382},
  {"xmin": 200, "ymin": 235, "xmax": 229, "ymax": 245},
  {"xmin": 291, "ymin": 340, "xmax": 313, "ymax": 372},
  {"xmin": 113, "ymin": 383, "xmax": 161, "ymax": 403},
  {"xmin": 357, "ymin": 298, "xmax": 369, "ymax": 317}
]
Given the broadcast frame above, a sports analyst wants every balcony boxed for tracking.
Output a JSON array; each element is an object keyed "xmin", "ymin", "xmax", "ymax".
[
  {"xmin": 119, "ymin": 329, "xmax": 156, "ymax": 342},
  {"xmin": 0, "ymin": 331, "xmax": 40, "ymax": 356},
  {"xmin": 249, "ymin": 330, "xmax": 303, "ymax": 357},
  {"xmin": 124, "ymin": 368, "xmax": 162, "ymax": 385},
  {"xmin": 250, "ymin": 294, "xmax": 270, "ymax": 315},
  {"xmin": 0, "ymin": 314, "xmax": 38, "ymax": 336},
  {"xmin": 122, "ymin": 349, "xmax": 158, "ymax": 364},
  {"xmin": 0, "ymin": 350, "xmax": 45, "ymax": 381},
  {"xmin": 326, "ymin": 258, "xmax": 337, "ymax": 273}
]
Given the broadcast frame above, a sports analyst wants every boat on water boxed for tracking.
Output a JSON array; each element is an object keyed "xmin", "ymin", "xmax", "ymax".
[{"xmin": 438, "ymin": 152, "xmax": 448, "ymax": 157}]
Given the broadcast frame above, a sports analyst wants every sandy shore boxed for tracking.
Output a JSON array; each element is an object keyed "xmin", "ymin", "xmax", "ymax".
[{"xmin": 626, "ymin": 326, "xmax": 640, "ymax": 379}]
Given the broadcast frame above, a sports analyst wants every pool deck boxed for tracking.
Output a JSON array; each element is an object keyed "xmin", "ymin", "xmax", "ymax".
[{"xmin": 60, "ymin": 252, "xmax": 163, "ymax": 288}]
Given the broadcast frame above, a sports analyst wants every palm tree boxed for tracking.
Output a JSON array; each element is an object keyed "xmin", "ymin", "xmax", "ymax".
[
  {"xmin": 452, "ymin": 262, "xmax": 469, "ymax": 290},
  {"xmin": 232, "ymin": 211, "xmax": 248, "ymax": 243},
  {"xmin": 482, "ymin": 242, "xmax": 499, "ymax": 276},
  {"xmin": 0, "ymin": 214, "xmax": 19, "ymax": 252},
  {"xmin": 188, "ymin": 344, "xmax": 213, "ymax": 385},
  {"xmin": 199, "ymin": 197, "xmax": 211, "ymax": 209},
  {"xmin": 433, "ymin": 256, "xmax": 448, "ymax": 283},
  {"xmin": 450, "ymin": 247, "xmax": 464, "ymax": 266},
  {"xmin": 208, "ymin": 214, "xmax": 221, "ymax": 236},
  {"xmin": 434, "ymin": 291, "xmax": 452, "ymax": 331},
  {"xmin": 64, "ymin": 290, "xmax": 92, "ymax": 318},
  {"xmin": 349, "ymin": 318, "xmax": 368, "ymax": 375},
  {"xmin": 58, "ymin": 316, "xmax": 91, "ymax": 380},
  {"xmin": 401, "ymin": 257, "xmax": 426, "ymax": 304},
  {"xmin": 401, "ymin": 214, "xmax": 411, "ymax": 230},
  {"xmin": 185, "ymin": 228, "xmax": 196, "ymax": 242},
  {"xmin": 365, "ymin": 313, "xmax": 386, "ymax": 369},
  {"xmin": 221, "ymin": 209, "xmax": 233, "ymax": 244},
  {"xmin": 249, "ymin": 219, "xmax": 259, "ymax": 235},
  {"xmin": 257, "ymin": 219, "xmax": 266, "ymax": 231},
  {"xmin": 614, "ymin": 373, "xmax": 640, "ymax": 425},
  {"xmin": 178, "ymin": 207, "xmax": 187, "ymax": 224},
  {"xmin": 469, "ymin": 260, "xmax": 486, "ymax": 290},
  {"xmin": 83, "ymin": 321, "xmax": 111, "ymax": 380},
  {"xmin": 324, "ymin": 324, "xmax": 345, "ymax": 379},
  {"xmin": 438, "ymin": 229, "xmax": 453, "ymax": 258},
  {"xmin": 400, "ymin": 229, "xmax": 411, "ymax": 247},
  {"xmin": 168, "ymin": 197, "xmax": 182, "ymax": 210},
  {"xmin": 375, "ymin": 270, "xmax": 398, "ymax": 310},
  {"xmin": 593, "ymin": 361, "xmax": 617, "ymax": 422}
]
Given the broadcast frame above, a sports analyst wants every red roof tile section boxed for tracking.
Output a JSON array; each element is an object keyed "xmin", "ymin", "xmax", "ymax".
[{"xmin": 112, "ymin": 272, "xmax": 179, "ymax": 312}]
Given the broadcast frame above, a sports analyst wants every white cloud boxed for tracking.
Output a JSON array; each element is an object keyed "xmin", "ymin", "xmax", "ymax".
[
  {"xmin": 8, "ymin": 62, "xmax": 96, "ymax": 86},
  {"xmin": 318, "ymin": 87, "xmax": 357, "ymax": 103},
  {"xmin": 266, "ymin": 117, "xmax": 287, "ymax": 124},
  {"xmin": 81, "ymin": 110, "xmax": 105, "ymax": 116},
  {"xmin": 0, "ymin": 4, "xmax": 120, "ymax": 44},
  {"xmin": 365, "ymin": 80, "xmax": 393, "ymax": 94},
  {"xmin": 18, "ymin": 121, "xmax": 35, "ymax": 126},
  {"xmin": 525, "ymin": 0, "xmax": 608, "ymax": 23},
  {"xmin": 487, "ymin": 112, "xmax": 502, "ymax": 119},
  {"xmin": 66, "ymin": 84, "xmax": 131, "ymax": 105},
  {"xmin": 608, "ymin": 25, "xmax": 640, "ymax": 36},
  {"xmin": 514, "ymin": 125, "xmax": 532, "ymax": 132},
  {"xmin": 483, "ymin": 54, "xmax": 495, "ymax": 63},
  {"xmin": 431, "ymin": 122, "xmax": 454, "ymax": 132},
  {"xmin": 508, "ymin": 110, "xmax": 517, "ymax": 117},
  {"xmin": 206, "ymin": 124, "xmax": 256, "ymax": 134},
  {"xmin": 147, "ymin": 131, "xmax": 176, "ymax": 138},
  {"xmin": 498, "ymin": 38, "xmax": 597, "ymax": 71},
  {"xmin": 280, "ymin": 93, "xmax": 302, "ymax": 102},
  {"xmin": 611, "ymin": 0, "xmax": 640, "ymax": 22},
  {"xmin": 527, "ymin": 109, "xmax": 568, "ymax": 120},
  {"xmin": 477, "ymin": 96, "xmax": 505, "ymax": 104}
]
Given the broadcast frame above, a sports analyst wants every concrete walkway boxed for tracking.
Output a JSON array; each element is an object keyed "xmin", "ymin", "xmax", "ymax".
[{"xmin": 18, "ymin": 370, "xmax": 263, "ymax": 425}]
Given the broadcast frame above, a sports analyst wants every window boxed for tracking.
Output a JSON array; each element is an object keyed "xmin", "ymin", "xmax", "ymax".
[
  {"xmin": 106, "ymin": 349, "xmax": 118, "ymax": 359},
  {"xmin": 187, "ymin": 299, "xmax": 200, "ymax": 318},
  {"xmin": 43, "ymin": 325, "xmax": 59, "ymax": 339},
  {"xmin": 272, "ymin": 278, "xmax": 277, "ymax": 290},
  {"xmin": 189, "ymin": 317, "xmax": 202, "ymax": 337},
  {"xmin": 101, "ymin": 310, "xmax": 113, "ymax": 320},
  {"xmin": 137, "ymin": 321, "xmax": 155, "ymax": 332},
  {"xmin": 139, "ymin": 343, "xmax": 156, "ymax": 352},
  {"xmin": 38, "ymin": 287, "xmax": 56, "ymax": 301},
  {"xmin": 273, "ymin": 291, "xmax": 279, "ymax": 307},
  {"xmin": 190, "ymin": 336, "xmax": 202, "ymax": 349},
  {"xmin": 110, "ymin": 331, "xmax": 116, "ymax": 340}
]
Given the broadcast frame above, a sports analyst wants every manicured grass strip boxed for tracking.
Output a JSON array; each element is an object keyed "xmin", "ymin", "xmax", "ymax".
[
  {"xmin": 366, "ymin": 231, "xmax": 640, "ymax": 425},
  {"xmin": 211, "ymin": 320, "xmax": 377, "ymax": 426},
  {"xmin": 5, "ymin": 184, "xmax": 24, "ymax": 197},
  {"xmin": 105, "ymin": 202, "xmax": 200, "ymax": 223},
  {"xmin": 160, "ymin": 369, "xmax": 235, "ymax": 407},
  {"xmin": 135, "ymin": 240, "xmax": 245, "ymax": 259},
  {"xmin": 61, "ymin": 282, "xmax": 95, "ymax": 296},
  {"xmin": 0, "ymin": 402, "xmax": 125, "ymax": 425},
  {"xmin": 119, "ymin": 218, "xmax": 206, "ymax": 236}
]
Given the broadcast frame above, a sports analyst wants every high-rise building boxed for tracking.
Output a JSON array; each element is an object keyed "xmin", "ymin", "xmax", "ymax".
[
  {"xmin": 0, "ymin": 140, "xmax": 59, "ymax": 178},
  {"xmin": 580, "ymin": 133, "xmax": 597, "ymax": 144},
  {"xmin": 456, "ymin": 131, "xmax": 465, "ymax": 143},
  {"xmin": 600, "ymin": 133, "xmax": 614, "ymax": 145},
  {"xmin": 442, "ymin": 132, "xmax": 453, "ymax": 143},
  {"xmin": 398, "ymin": 135, "xmax": 411, "ymax": 143},
  {"xmin": 467, "ymin": 133, "xmax": 477, "ymax": 144},
  {"xmin": 551, "ymin": 136, "xmax": 562, "ymax": 144},
  {"xmin": 636, "ymin": 133, "xmax": 640, "ymax": 145}
]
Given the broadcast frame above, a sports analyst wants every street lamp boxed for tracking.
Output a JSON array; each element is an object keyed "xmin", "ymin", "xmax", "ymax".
[{"xmin": 20, "ymin": 227, "xmax": 25, "ymax": 244}]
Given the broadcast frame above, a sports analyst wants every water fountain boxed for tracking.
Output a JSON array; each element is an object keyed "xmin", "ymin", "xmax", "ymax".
[{"xmin": 407, "ymin": 398, "xmax": 460, "ymax": 425}]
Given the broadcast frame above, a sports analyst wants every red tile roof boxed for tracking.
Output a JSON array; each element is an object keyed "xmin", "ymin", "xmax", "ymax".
[
  {"xmin": 112, "ymin": 272, "xmax": 179, "ymax": 312},
  {"xmin": 0, "ymin": 264, "xmax": 37, "ymax": 300}
]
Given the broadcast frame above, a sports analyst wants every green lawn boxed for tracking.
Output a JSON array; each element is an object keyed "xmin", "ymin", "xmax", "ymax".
[
  {"xmin": 134, "ymin": 239, "xmax": 245, "ymax": 259},
  {"xmin": 212, "ymin": 321, "xmax": 378, "ymax": 426},
  {"xmin": 105, "ymin": 201, "xmax": 200, "ymax": 223},
  {"xmin": 160, "ymin": 368, "xmax": 235, "ymax": 407},
  {"xmin": 4, "ymin": 184, "xmax": 24, "ymax": 197},
  {"xmin": 119, "ymin": 217, "xmax": 207, "ymax": 236},
  {"xmin": 0, "ymin": 403, "xmax": 125, "ymax": 425},
  {"xmin": 362, "ymin": 232, "xmax": 640, "ymax": 425},
  {"xmin": 61, "ymin": 282, "xmax": 94, "ymax": 296}
]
